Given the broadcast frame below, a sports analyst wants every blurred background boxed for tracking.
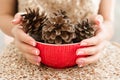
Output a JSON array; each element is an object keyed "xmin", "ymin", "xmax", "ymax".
[{"xmin": 0, "ymin": 0, "xmax": 120, "ymax": 52}]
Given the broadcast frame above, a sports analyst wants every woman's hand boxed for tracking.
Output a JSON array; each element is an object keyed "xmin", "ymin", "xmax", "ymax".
[
  {"xmin": 76, "ymin": 15, "xmax": 113, "ymax": 67},
  {"xmin": 11, "ymin": 13, "xmax": 41, "ymax": 66}
]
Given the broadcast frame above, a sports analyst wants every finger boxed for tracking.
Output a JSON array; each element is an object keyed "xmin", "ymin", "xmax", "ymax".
[
  {"xmin": 12, "ymin": 25, "xmax": 36, "ymax": 46},
  {"xmin": 76, "ymin": 41, "xmax": 105, "ymax": 67},
  {"xmin": 12, "ymin": 12, "xmax": 26, "ymax": 24},
  {"xmin": 88, "ymin": 15, "xmax": 104, "ymax": 25},
  {"xmin": 77, "ymin": 41, "xmax": 105, "ymax": 56},
  {"xmin": 80, "ymin": 36, "xmax": 102, "ymax": 46},
  {"xmin": 15, "ymin": 40, "xmax": 40, "ymax": 56},
  {"xmin": 24, "ymin": 53, "xmax": 41, "ymax": 66},
  {"xmin": 76, "ymin": 52, "xmax": 100, "ymax": 67},
  {"xmin": 94, "ymin": 15, "xmax": 104, "ymax": 25},
  {"xmin": 80, "ymin": 24, "xmax": 106, "ymax": 46},
  {"xmin": 76, "ymin": 45, "xmax": 100, "ymax": 56}
]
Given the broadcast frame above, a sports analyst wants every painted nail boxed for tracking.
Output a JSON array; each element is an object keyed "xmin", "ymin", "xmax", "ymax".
[
  {"xmin": 30, "ymin": 41, "xmax": 36, "ymax": 46},
  {"xmin": 80, "ymin": 42, "xmax": 87, "ymax": 46},
  {"xmin": 95, "ymin": 20, "xmax": 100, "ymax": 25},
  {"xmin": 34, "ymin": 50, "xmax": 40, "ymax": 55},
  {"xmin": 77, "ymin": 60, "xmax": 85, "ymax": 67},
  {"xmin": 95, "ymin": 16, "xmax": 102, "ymax": 25},
  {"xmin": 33, "ymin": 42, "xmax": 36, "ymax": 46},
  {"xmin": 78, "ymin": 64, "xmax": 84, "ymax": 68},
  {"xmin": 37, "ymin": 57, "xmax": 41, "ymax": 62},
  {"xmin": 77, "ymin": 51, "xmax": 84, "ymax": 55},
  {"xmin": 36, "ymin": 63, "xmax": 40, "ymax": 66}
]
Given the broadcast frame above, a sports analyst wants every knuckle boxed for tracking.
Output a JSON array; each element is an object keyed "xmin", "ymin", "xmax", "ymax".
[
  {"xmin": 22, "ymin": 45, "xmax": 32, "ymax": 53},
  {"xmin": 26, "ymin": 56, "xmax": 38, "ymax": 65},
  {"xmin": 15, "ymin": 41, "xmax": 26, "ymax": 52},
  {"xmin": 87, "ymin": 49, "xmax": 95, "ymax": 55},
  {"xmin": 27, "ymin": 59, "xmax": 35, "ymax": 64},
  {"xmin": 25, "ymin": 38, "xmax": 32, "ymax": 44},
  {"xmin": 84, "ymin": 48, "xmax": 96, "ymax": 55},
  {"xmin": 97, "ymin": 43, "xmax": 104, "ymax": 52},
  {"xmin": 92, "ymin": 38, "xmax": 98, "ymax": 44},
  {"xmin": 94, "ymin": 56, "xmax": 99, "ymax": 62},
  {"xmin": 94, "ymin": 53, "xmax": 100, "ymax": 62},
  {"xmin": 23, "ymin": 45, "xmax": 36, "ymax": 55},
  {"xmin": 24, "ymin": 53, "xmax": 32, "ymax": 60},
  {"xmin": 26, "ymin": 47, "xmax": 35, "ymax": 54},
  {"xmin": 86, "ymin": 37, "xmax": 98, "ymax": 45},
  {"xmin": 23, "ymin": 37, "xmax": 35, "ymax": 46}
]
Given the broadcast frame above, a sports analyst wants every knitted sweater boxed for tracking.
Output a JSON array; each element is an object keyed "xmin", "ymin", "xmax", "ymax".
[{"xmin": 18, "ymin": 0, "xmax": 101, "ymax": 23}]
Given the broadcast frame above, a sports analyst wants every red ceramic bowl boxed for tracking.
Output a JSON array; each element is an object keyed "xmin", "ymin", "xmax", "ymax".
[{"xmin": 36, "ymin": 42, "xmax": 86, "ymax": 68}]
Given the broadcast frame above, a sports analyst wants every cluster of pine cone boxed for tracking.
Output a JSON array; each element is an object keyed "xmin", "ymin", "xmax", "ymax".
[{"xmin": 22, "ymin": 8, "xmax": 95, "ymax": 44}]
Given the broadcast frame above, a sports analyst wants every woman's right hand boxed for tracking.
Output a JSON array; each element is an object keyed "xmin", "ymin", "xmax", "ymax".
[{"xmin": 11, "ymin": 13, "xmax": 41, "ymax": 66}]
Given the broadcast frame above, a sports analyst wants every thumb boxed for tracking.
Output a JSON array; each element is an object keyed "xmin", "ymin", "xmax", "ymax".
[
  {"xmin": 88, "ymin": 15, "xmax": 104, "ymax": 25},
  {"xmin": 12, "ymin": 12, "xmax": 26, "ymax": 24}
]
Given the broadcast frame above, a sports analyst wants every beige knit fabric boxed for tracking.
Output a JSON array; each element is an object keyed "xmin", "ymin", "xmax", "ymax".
[
  {"xmin": 0, "ymin": 0, "xmax": 120, "ymax": 80},
  {"xmin": 18, "ymin": 0, "xmax": 101, "ymax": 23},
  {"xmin": 0, "ymin": 42, "xmax": 120, "ymax": 80}
]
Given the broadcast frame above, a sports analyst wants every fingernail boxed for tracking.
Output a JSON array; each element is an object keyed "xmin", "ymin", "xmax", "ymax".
[
  {"xmin": 34, "ymin": 50, "xmax": 40, "ymax": 55},
  {"xmin": 30, "ymin": 41, "xmax": 36, "ymax": 46},
  {"xmin": 76, "ymin": 51, "xmax": 84, "ymax": 55},
  {"xmin": 12, "ymin": 19, "xmax": 17, "ymax": 23},
  {"xmin": 36, "ymin": 63, "xmax": 40, "ymax": 66},
  {"xmin": 39, "ymin": 57, "xmax": 41, "ymax": 62},
  {"xmin": 78, "ymin": 64, "xmax": 84, "ymax": 68},
  {"xmin": 95, "ymin": 16, "xmax": 102, "ymax": 25},
  {"xmin": 33, "ymin": 42, "xmax": 36, "ymax": 46},
  {"xmin": 80, "ymin": 42, "xmax": 87, "ymax": 46},
  {"xmin": 76, "ymin": 60, "xmax": 85, "ymax": 67},
  {"xmin": 36, "ymin": 57, "xmax": 41, "ymax": 63},
  {"xmin": 95, "ymin": 20, "xmax": 100, "ymax": 25}
]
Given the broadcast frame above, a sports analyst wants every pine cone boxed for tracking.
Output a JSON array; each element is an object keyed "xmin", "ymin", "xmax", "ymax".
[
  {"xmin": 74, "ymin": 19, "xmax": 94, "ymax": 42},
  {"xmin": 42, "ymin": 10, "xmax": 76, "ymax": 44},
  {"xmin": 22, "ymin": 8, "xmax": 95, "ymax": 44},
  {"xmin": 22, "ymin": 8, "xmax": 47, "ymax": 42}
]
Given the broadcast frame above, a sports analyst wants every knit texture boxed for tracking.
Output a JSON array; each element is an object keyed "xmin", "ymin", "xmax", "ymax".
[
  {"xmin": 18, "ymin": 0, "xmax": 101, "ymax": 23},
  {"xmin": 0, "ymin": 42, "xmax": 120, "ymax": 80}
]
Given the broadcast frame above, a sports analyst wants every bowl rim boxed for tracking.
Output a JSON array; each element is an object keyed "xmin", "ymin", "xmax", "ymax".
[{"xmin": 37, "ymin": 42, "xmax": 81, "ymax": 46}]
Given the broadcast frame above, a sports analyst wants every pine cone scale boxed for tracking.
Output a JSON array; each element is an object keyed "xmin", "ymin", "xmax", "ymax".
[{"xmin": 22, "ymin": 8, "xmax": 95, "ymax": 44}]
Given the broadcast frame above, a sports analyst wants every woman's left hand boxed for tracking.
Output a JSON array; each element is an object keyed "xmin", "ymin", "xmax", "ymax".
[{"xmin": 76, "ymin": 15, "xmax": 113, "ymax": 67}]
